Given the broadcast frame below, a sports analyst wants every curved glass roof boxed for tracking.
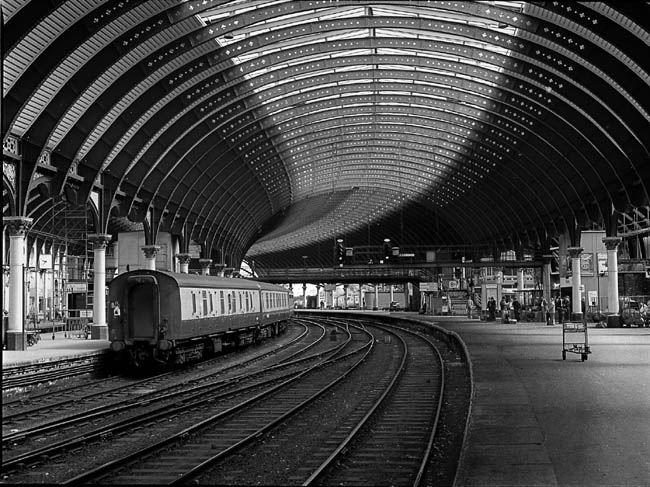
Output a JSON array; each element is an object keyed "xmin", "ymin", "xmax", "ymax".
[{"xmin": 2, "ymin": 1, "xmax": 649, "ymax": 269}]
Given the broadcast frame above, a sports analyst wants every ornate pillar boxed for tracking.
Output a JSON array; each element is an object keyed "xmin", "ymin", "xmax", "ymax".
[
  {"xmin": 567, "ymin": 247, "xmax": 584, "ymax": 321},
  {"xmin": 141, "ymin": 245, "xmax": 160, "ymax": 271},
  {"xmin": 542, "ymin": 255, "xmax": 553, "ymax": 302},
  {"xmin": 88, "ymin": 234, "xmax": 112, "ymax": 340},
  {"xmin": 603, "ymin": 237, "xmax": 621, "ymax": 327},
  {"xmin": 5, "ymin": 217, "xmax": 33, "ymax": 350},
  {"xmin": 176, "ymin": 253, "xmax": 191, "ymax": 273},
  {"xmin": 199, "ymin": 258, "xmax": 212, "ymax": 276},
  {"xmin": 358, "ymin": 283, "xmax": 364, "ymax": 309},
  {"xmin": 223, "ymin": 267, "xmax": 234, "ymax": 277},
  {"xmin": 302, "ymin": 283, "xmax": 307, "ymax": 308},
  {"xmin": 343, "ymin": 284, "xmax": 348, "ymax": 309},
  {"xmin": 374, "ymin": 285, "xmax": 379, "ymax": 310}
]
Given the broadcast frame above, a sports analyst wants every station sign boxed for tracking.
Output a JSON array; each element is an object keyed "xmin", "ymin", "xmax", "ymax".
[
  {"xmin": 66, "ymin": 282, "xmax": 87, "ymax": 293},
  {"xmin": 419, "ymin": 282, "xmax": 438, "ymax": 292}
]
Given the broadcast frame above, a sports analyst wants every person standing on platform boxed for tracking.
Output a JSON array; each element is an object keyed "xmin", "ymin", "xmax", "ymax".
[
  {"xmin": 556, "ymin": 295, "xmax": 564, "ymax": 324},
  {"xmin": 563, "ymin": 295, "xmax": 571, "ymax": 322},
  {"xmin": 466, "ymin": 295, "xmax": 473, "ymax": 319},
  {"xmin": 500, "ymin": 297, "xmax": 506, "ymax": 322},
  {"xmin": 502, "ymin": 297, "xmax": 511, "ymax": 323},
  {"xmin": 541, "ymin": 297, "xmax": 548, "ymax": 324},
  {"xmin": 512, "ymin": 296, "xmax": 521, "ymax": 322},
  {"xmin": 487, "ymin": 297, "xmax": 496, "ymax": 321},
  {"xmin": 547, "ymin": 296, "xmax": 556, "ymax": 325}
]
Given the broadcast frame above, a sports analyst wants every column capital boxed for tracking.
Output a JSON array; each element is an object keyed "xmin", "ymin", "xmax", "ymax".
[
  {"xmin": 198, "ymin": 258, "xmax": 212, "ymax": 275},
  {"xmin": 210, "ymin": 262, "xmax": 225, "ymax": 274},
  {"xmin": 141, "ymin": 245, "xmax": 160, "ymax": 259},
  {"xmin": 88, "ymin": 233, "xmax": 112, "ymax": 249},
  {"xmin": 176, "ymin": 253, "xmax": 191, "ymax": 264},
  {"xmin": 4, "ymin": 216, "xmax": 33, "ymax": 236},
  {"xmin": 602, "ymin": 236, "xmax": 622, "ymax": 251},
  {"xmin": 567, "ymin": 246, "xmax": 584, "ymax": 259}
]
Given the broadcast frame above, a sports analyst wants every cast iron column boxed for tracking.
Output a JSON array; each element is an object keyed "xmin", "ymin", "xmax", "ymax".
[
  {"xmin": 4, "ymin": 217, "xmax": 33, "ymax": 350},
  {"xmin": 88, "ymin": 233, "xmax": 112, "ymax": 340},
  {"xmin": 603, "ymin": 237, "xmax": 621, "ymax": 327},
  {"xmin": 176, "ymin": 253, "xmax": 191, "ymax": 273},
  {"xmin": 141, "ymin": 245, "xmax": 160, "ymax": 270}
]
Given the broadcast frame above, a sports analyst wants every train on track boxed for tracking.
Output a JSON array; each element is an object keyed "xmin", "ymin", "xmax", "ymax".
[{"xmin": 108, "ymin": 269, "xmax": 293, "ymax": 366}]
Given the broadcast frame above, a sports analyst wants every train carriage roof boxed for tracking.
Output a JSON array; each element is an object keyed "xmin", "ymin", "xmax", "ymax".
[{"xmin": 110, "ymin": 269, "xmax": 288, "ymax": 293}]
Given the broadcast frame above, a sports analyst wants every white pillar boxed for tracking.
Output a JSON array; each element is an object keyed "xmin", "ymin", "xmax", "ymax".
[
  {"xmin": 603, "ymin": 237, "xmax": 621, "ymax": 326},
  {"xmin": 89, "ymin": 234, "xmax": 111, "ymax": 340},
  {"xmin": 176, "ymin": 254, "xmax": 190, "ymax": 273},
  {"xmin": 5, "ymin": 217, "xmax": 33, "ymax": 350},
  {"xmin": 542, "ymin": 255, "xmax": 552, "ymax": 303},
  {"xmin": 517, "ymin": 267, "xmax": 525, "ymax": 302},
  {"xmin": 374, "ymin": 286, "xmax": 379, "ymax": 310},
  {"xmin": 568, "ymin": 247, "xmax": 583, "ymax": 320},
  {"xmin": 303, "ymin": 283, "xmax": 307, "ymax": 308},
  {"xmin": 142, "ymin": 245, "xmax": 160, "ymax": 270}
]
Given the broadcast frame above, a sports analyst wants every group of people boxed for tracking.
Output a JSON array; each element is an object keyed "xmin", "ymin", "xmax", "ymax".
[
  {"xmin": 485, "ymin": 295, "xmax": 522, "ymax": 323},
  {"xmin": 483, "ymin": 294, "xmax": 572, "ymax": 325},
  {"xmin": 540, "ymin": 295, "xmax": 572, "ymax": 325}
]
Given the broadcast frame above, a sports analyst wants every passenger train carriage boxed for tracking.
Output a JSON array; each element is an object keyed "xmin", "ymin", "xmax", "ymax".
[{"xmin": 108, "ymin": 270, "xmax": 292, "ymax": 366}]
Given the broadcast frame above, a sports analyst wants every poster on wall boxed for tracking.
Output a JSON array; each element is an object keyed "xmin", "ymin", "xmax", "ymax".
[
  {"xmin": 597, "ymin": 252, "xmax": 608, "ymax": 275},
  {"xmin": 581, "ymin": 253, "xmax": 593, "ymax": 273}
]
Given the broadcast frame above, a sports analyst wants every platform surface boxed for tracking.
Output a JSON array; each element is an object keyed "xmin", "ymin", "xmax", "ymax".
[
  {"xmin": 2, "ymin": 329, "xmax": 109, "ymax": 368},
  {"xmin": 422, "ymin": 317, "xmax": 650, "ymax": 487}
]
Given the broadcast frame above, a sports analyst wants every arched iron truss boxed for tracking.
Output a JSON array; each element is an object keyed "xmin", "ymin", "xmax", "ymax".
[{"xmin": 2, "ymin": 1, "xmax": 649, "ymax": 271}]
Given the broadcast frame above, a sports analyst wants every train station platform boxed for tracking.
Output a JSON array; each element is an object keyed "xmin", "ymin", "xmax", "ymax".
[
  {"xmin": 419, "ymin": 316, "xmax": 650, "ymax": 487},
  {"xmin": 2, "ymin": 315, "xmax": 648, "ymax": 486},
  {"xmin": 2, "ymin": 326, "xmax": 109, "ymax": 369}
]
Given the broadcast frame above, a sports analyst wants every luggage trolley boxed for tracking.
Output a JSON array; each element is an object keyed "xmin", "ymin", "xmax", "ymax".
[{"xmin": 562, "ymin": 321, "xmax": 591, "ymax": 361}]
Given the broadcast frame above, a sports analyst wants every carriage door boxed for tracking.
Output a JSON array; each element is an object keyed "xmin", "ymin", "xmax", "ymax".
[{"xmin": 127, "ymin": 276, "xmax": 159, "ymax": 339}]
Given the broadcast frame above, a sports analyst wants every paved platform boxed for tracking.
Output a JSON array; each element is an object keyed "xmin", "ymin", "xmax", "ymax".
[
  {"xmin": 2, "ymin": 329, "xmax": 109, "ymax": 368},
  {"xmin": 421, "ymin": 317, "xmax": 650, "ymax": 487},
  {"xmin": 2, "ymin": 314, "xmax": 648, "ymax": 486}
]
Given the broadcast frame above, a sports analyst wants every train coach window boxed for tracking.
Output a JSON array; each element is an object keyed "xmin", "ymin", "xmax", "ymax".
[
  {"xmin": 202, "ymin": 290, "xmax": 208, "ymax": 316},
  {"xmin": 192, "ymin": 292, "xmax": 197, "ymax": 315},
  {"xmin": 239, "ymin": 292, "xmax": 243, "ymax": 312},
  {"xmin": 210, "ymin": 293, "xmax": 214, "ymax": 313},
  {"xmin": 220, "ymin": 291, "xmax": 225, "ymax": 315}
]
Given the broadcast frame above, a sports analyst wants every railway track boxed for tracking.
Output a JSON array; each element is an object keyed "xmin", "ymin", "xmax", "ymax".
[
  {"xmin": 1, "ymin": 319, "xmax": 345, "ymax": 482},
  {"xmin": 2, "ymin": 354, "xmax": 110, "ymax": 391},
  {"xmin": 2, "ymin": 320, "xmax": 311, "ymax": 429},
  {"xmin": 2, "ymin": 315, "xmax": 471, "ymax": 486}
]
